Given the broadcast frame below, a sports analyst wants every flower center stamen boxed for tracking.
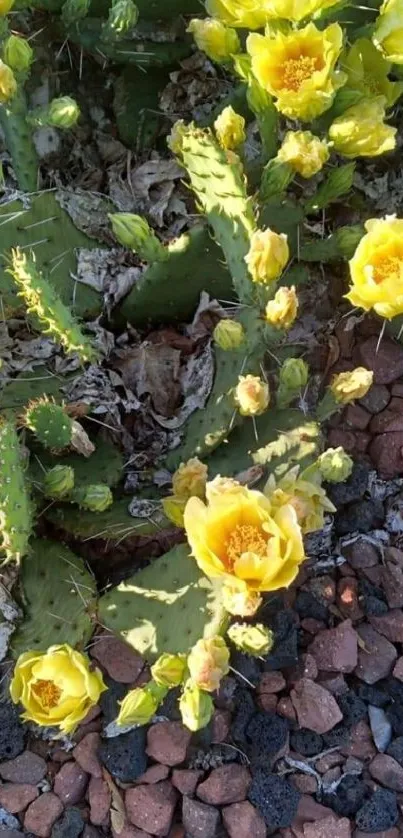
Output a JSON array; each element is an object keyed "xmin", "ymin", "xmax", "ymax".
[
  {"xmin": 32, "ymin": 679, "xmax": 61, "ymax": 709},
  {"xmin": 281, "ymin": 55, "xmax": 320, "ymax": 91},
  {"xmin": 225, "ymin": 524, "xmax": 267, "ymax": 569},
  {"xmin": 372, "ymin": 255, "xmax": 403, "ymax": 285}
]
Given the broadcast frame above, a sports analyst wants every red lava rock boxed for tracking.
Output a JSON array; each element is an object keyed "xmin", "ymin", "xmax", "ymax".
[
  {"xmin": 353, "ymin": 830, "xmax": 400, "ymax": 837},
  {"xmin": 344, "ymin": 540, "xmax": 379, "ymax": 570},
  {"xmin": 303, "ymin": 814, "xmax": 351, "ymax": 838},
  {"xmin": 315, "ymin": 753, "xmax": 344, "ymax": 773},
  {"xmin": 354, "ymin": 431, "xmax": 371, "ymax": 454},
  {"xmin": 211, "ymin": 709, "xmax": 231, "ymax": 744},
  {"xmin": 146, "ymin": 722, "xmax": 191, "ymax": 767},
  {"xmin": 136, "ymin": 765, "xmax": 170, "ymax": 784},
  {"xmin": 317, "ymin": 672, "xmax": 347, "ymax": 695},
  {"xmin": 300, "ymin": 618, "xmax": 326, "ymax": 634},
  {"xmin": 197, "ymin": 764, "xmax": 251, "ymax": 806},
  {"xmin": 291, "ymin": 774, "xmax": 319, "ymax": 794},
  {"xmin": 305, "ymin": 576, "xmax": 336, "ymax": 604},
  {"xmin": 168, "ymin": 828, "xmax": 185, "ymax": 838},
  {"xmin": 341, "ymin": 720, "xmax": 376, "ymax": 761},
  {"xmin": 370, "ymin": 432, "xmax": 403, "ymax": 479},
  {"xmin": 381, "ymin": 548, "xmax": 403, "ymax": 608},
  {"xmin": 83, "ymin": 826, "xmax": 103, "ymax": 838},
  {"xmin": 88, "ymin": 776, "xmax": 111, "ymax": 826},
  {"xmin": 337, "ymin": 579, "xmax": 363, "ymax": 621},
  {"xmin": 295, "ymin": 795, "xmax": 334, "ymax": 825},
  {"xmin": 369, "ymin": 406, "xmax": 403, "ymax": 435},
  {"xmin": 277, "ymin": 696, "xmax": 297, "ymax": 721},
  {"xmin": 369, "ymin": 610, "xmax": 403, "ymax": 643},
  {"xmin": 393, "ymin": 657, "xmax": 403, "ymax": 681},
  {"xmin": 258, "ymin": 693, "xmax": 278, "ymax": 713},
  {"xmin": 355, "ymin": 623, "xmax": 397, "ymax": 684},
  {"xmin": 222, "ymin": 801, "xmax": 266, "ymax": 838},
  {"xmin": 258, "ymin": 671, "xmax": 287, "ymax": 693},
  {"xmin": 54, "ymin": 760, "xmax": 89, "ymax": 805},
  {"xmin": 0, "ymin": 750, "xmax": 47, "ymax": 784},
  {"xmin": 357, "ymin": 336, "xmax": 403, "ymax": 384},
  {"xmin": 309, "ymin": 619, "xmax": 358, "ymax": 673},
  {"xmin": 327, "ymin": 429, "xmax": 357, "ymax": 455},
  {"xmin": 290, "ymin": 679, "xmax": 343, "ymax": 734},
  {"xmin": 126, "ymin": 781, "xmax": 178, "ymax": 836},
  {"xmin": 0, "ymin": 782, "xmax": 38, "ymax": 812},
  {"xmin": 321, "ymin": 767, "xmax": 341, "ymax": 785},
  {"xmin": 182, "ymin": 796, "xmax": 220, "ymax": 838},
  {"xmin": 359, "ymin": 383, "xmax": 391, "ymax": 414},
  {"xmin": 344, "ymin": 403, "xmax": 371, "ymax": 430},
  {"xmin": 90, "ymin": 632, "xmax": 144, "ymax": 684},
  {"xmin": 172, "ymin": 769, "xmax": 204, "ymax": 796},
  {"xmin": 74, "ymin": 719, "xmax": 102, "ymax": 744},
  {"xmin": 112, "ymin": 822, "xmax": 152, "ymax": 838},
  {"xmin": 73, "ymin": 733, "xmax": 102, "ymax": 778},
  {"xmin": 369, "ymin": 754, "xmax": 403, "ymax": 791},
  {"xmin": 24, "ymin": 791, "xmax": 64, "ymax": 837}
]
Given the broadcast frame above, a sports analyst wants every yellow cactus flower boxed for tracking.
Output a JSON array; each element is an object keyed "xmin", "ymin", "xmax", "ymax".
[
  {"xmin": 222, "ymin": 585, "xmax": 263, "ymax": 617},
  {"xmin": 247, "ymin": 23, "xmax": 346, "ymax": 121},
  {"xmin": 265, "ymin": 466, "xmax": 336, "ymax": 535},
  {"xmin": 0, "ymin": 60, "xmax": 16, "ymax": 104},
  {"xmin": 245, "ymin": 229, "xmax": 289, "ymax": 284},
  {"xmin": 172, "ymin": 457, "xmax": 208, "ymax": 500},
  {"xmin": 213, "ymin": 318, "xmax": 245, "ymax": 350},
  {"xmin": 330, "ymin": 367, "xmax": 374, "ymax": 403},
  {"xmin": 0, "ymin": 0, "xmax": 14, "ymax": 15},
  {"xmin": 167, "ymin": 119, "xmax": 187, "ymax": 156},
  {"xmin": 187, "ymin": 18, "xmax": 240, "ymax": 62},
  {"xmin": 234, "ymin": 374, "xmax": 270, "ymax": 416},
  {"xmin": 184, "ymin": 480, "xmax": 305, "ymax": 595},
  {"xmin": 187, "ymin": 637, "xmax": 230, "ymax": 692},
  {"xmin": 205, "ymin": 0, "xmax": 271, "ymax": 30},
  {"xmin": 277, "ymin": 131, "xmax": 329, "ymax": 179},
  {"xmin": 343, "ymin": 38, "xmax": 403, "ymax": 106},
  {"xmin": 214, "ymin": 106, "xmax": 246, "ymax": 150},
  {"xmin": 10, "ymin": 645, "xmax": 106, "ymax": 734},
  {"xmin": 329, "ymin": 97, "xmax": 396, "ymax": 159},
  {"xmin": 346, "ymin": 216, "xmax": 403, "ymax": 319},
  {"xmin": 265, "ymin": 286, "xmax": 298, "ymax": 330},
  {"xmin": 261, "ymin": 0, "xmax": 340, "ymax": 20},
  {"xmin": 373, "ymin": 0, "xmax": 403, "ymax": 64}
]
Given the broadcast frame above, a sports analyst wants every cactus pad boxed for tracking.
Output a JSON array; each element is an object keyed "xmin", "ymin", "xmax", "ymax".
[
  {"xmin": 0, "ymin": 421, "xmax": 33, "ymax": 563},
  {"xmin": 28, "ymin": 438, "xmax": 123, "ymax": 489},
  {"xmin": 0, "ymin": 368, "xmax": 77, "ymax": 417},
  {"xmin": 11, "ymin": 539, "xmax": 97, "ymax": 657},
  {"xmin": 45, "ymin": 497, "xmax": 168, "ymax": 540},
  {"xmin": 98, "ymin": 544, "xmax": 228, "ymax": 662},
  {"xmin": 23, "ymin": 399, "xmax": 73, "ymax": 450}
]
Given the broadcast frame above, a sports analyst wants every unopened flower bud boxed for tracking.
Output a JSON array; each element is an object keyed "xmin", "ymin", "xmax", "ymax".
[
  {"xmin": 3, "ymin": 36, "xmax": 33, "ymax": 73},
  {"xmin": 109, "ymin": 213, "xmax": 167, "ymax": 263},
  {"xmin": 279, "ymin": 358, "xmax": 309, "ymax": 391},
  {"xmin": 45, "ymin": 96, "xmax": 80, "ymax": 128},
  {"xmin": 103, "ymin": 0, "xmax": 138, "ymax": 38},
  {"xmin": 222, "ymin": 584, "xmax": 262, "ymax": 617},
  {"xmin": 187, "ymin": 18, "xmax": 240, "ymax": 63},
  {"xmin": 0, "ymin": 60, "xmax": 16, "ymax": 104},
  {"xmin": 43, "ymin": 465, "xmax": 74, "ymax": 500},
  {"xmin": 162, "ymin": 495, "xmax": 187, "ymax": 527},
  {"xmin": 214, "ymin": 105, "xmax": 246, "ymax": 150},
  {"xmin": 73, "ymin": 484, "xmax": 113, "ymax": 512},
  {"xmin": 213, "ymin": 318, "xmax": 245, "ymax": 350},
  {"xmin": 179, "ymin": 681, "xmax": 213, "ymax": 731},
  {"xmin": 318, "ymin": 447, "xmax": 353, "ymax": 483},
  {"xmin": 245, "ymin": 228, "xmax": 289, "ymax": 284},
  {"xmin": 172, "ymin": 457, "xmax": 207, "ymax": 500},
  {"xmin": 187, "ymin": 636, "xmax": 230, "ymax": 692},
  {"xmin": 227, "ymin": 622, "xmax": 274, "ymax": 656},
  {"xmin": 151, "ymin": 653, "xmax": 187, "ymax": 688},
  {"xmin": 61, "ymin": 0, "xmax": 90, "ymax": 25},
  {"xmin": 234, "ymin": 374, "xmax": 270, "ymax": 417},
  {"xmin": 330, "ymin": 367, "xmax": 373, "ymax": 404},
  {"xmin": 265, "ymin": 286, "xmax": 298, "ymax": 330},
  {"xmin": 167, "ymin": 119, "xmax": 187, "ymax": 157},
  {"xmin": 277, "ymin": 130, "xmax": 329, "ymax": 179},
  {"xmin": 116, "ymin": 686, "xmax": 159, "ymax": 727}
]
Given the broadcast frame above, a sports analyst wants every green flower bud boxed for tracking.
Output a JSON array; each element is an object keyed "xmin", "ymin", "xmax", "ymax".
[
  {"xmin": 179, "ymin": 681, "xmax": 213, "ymax": 732},
  {"xmin": 318, "ymin": 447, "xmax": 353, "ymax": 483},
  {"xmin": 3, "ymin": 35, "xmax": 33, "ymax": 73},
  {"xmin": 43, "ymin": 465, "xmax": 74, "ymax": 500},
  {"xmin": 109, "ymin": 213, "xmax": 168, "ymax": 263},
  {"xmin": 116, "ymin": 686, "xmax": 158, "ymax": 727},
  {"xmin": 279, "ymin": 358, "xmax": 309, "ymax": 391},
  {"xmin": 61, "ymin": 0, "xmax": 90, "ymax": 25},
  {"xmin": 213, "ymin": 319, "xmax": 245, "ymax": 351},
  {"xmin": 73, "ymin": 484, "xmax": 113, "ymax": 512},
  {"xmin": 103, "ymin": 0, "xmax": 138, "ymax": 39},
  {"xmin": 31, "ymin": 96, "xmax": 80, "ymax": 129},
  {"xmin": 151, "ymin": 654, "xmax": 187, "ymax": 688},
  {"xmin": 227, "ymin": 622, "xmax": 274, "ymax": 657}
]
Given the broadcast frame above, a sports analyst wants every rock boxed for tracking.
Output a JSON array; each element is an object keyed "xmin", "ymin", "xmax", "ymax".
[
  {"xmin": 88, "ymin": 776, "xmax": 111, "ymax": 826},
  {"xmin": 100, "ymin": 727, "xmax": 147, "ymax": 782},
  {"xmin": 357, "ymin": 336, "xmax": 403, "ymax": 384},
  {"xmin": 90, "ymin": 633, "xmax": 144, "ymax": 684},
  {"xmin": 24, "ymin": 792, "xmax": 64, "ymax": 838},
  {"xmin": 387, "ymin": 736, "xmax": 403, "ymax": 765},
  {"xmin": 295, "ymin": 591, "xmax": 328, "ymax": 623},
  {"xmin": 369, "ymin": 705, "xmax": 392, "ymax": 752},
  {"xmin": 99, "ymin": 678, "xmax": 127, "ymax": 726},
  {"xmin": 291, "ymin": 774, "xmax": 318, "ymax": 794},
  {"xmin": 289, "ymin": 653, "xmax": 318, "ymax": 684},
  {"xmin": 73, "ymin": 733, "xmax": 102, "ymax": 778},
  {"xmin": 337, "ymin": 690, "xmax": 367, "ymax": 727},
  {"xmin": 335, "ymin": 499, "xmax": 384, "ymax": 536},
  {"xmin": 197, "ymin": 765, "xmax": 251, "ymax": 806},
  {"xmin": 83, "ymin": 827, "xmax": 103, "ymax": 838},
  {"xmin": 182, "ymin": 796, "xmax": 220, "ymax": 838},
  {"xmin": 290, "ymin": 680, "xmax": 343, "ymax": 734},
  {"xmin": 245, "ymin": 712, "xmax": 289, "ymax": 765},
  {"xmin": 277, "ymin": 697, "xmax": 297, "ymax": 722},
  {"xmin": 393, "ymin": 657, "xmax": 403, "ymax": 681},
  {"xmin": 0, "ymin": 703, "xmax": 25, "ymax": 761},
  {"xmin": 248, "ymin": 769, "xmax": 300, "ymax": 830},
  {"xmin": 264, "ymin": 610, "xmax": 298, "ymax": 670},
  {"xmin": 0, "ymin": 783, "xmax": 38, "ymax": 813},
  {"xmin": 211, "ymin": 709, "xmax": 231, "ymax": 744},
  {"xmin": 327, "ymin": 429, "xmax": 358, "ymax": 455},
  {"xmin": 341, "ymin": 720, "xmax": 376, "ymax": 760},
  {"xmin": 303, "ymin": 814, "xmax": 351, "ymax": 838},
  {"xmin": 370, "ymin": 432, "xmax": 403, "ymax": 479},
  {"xmin": 51, "ymin": 807, "xmax": 84, "ymax": 838},
  {"xmin": 258, "ymin": 672, "xmax": 286, "ymax": 694},
  {"xmin": 355, "ymin": 624, "xmax": 397, "ymax": 684},
  {"xmin": 146, "ymin": 722, "xmax": 191, "ymax": 767},
  {"xmin": 328, "ymin": 463, "xmax": 369, "ymax": 507},
  {"xmin": 369, "ymin": 753, "xmax": 403, "ymax": 791},
  {"xmin": 316, "ymin": 753, "xmax": 344, "ymax": 773},
  {"xmin": 337, "ymin": 578, "xmax": 363, "ymax": 622},
  {"xmin": 309, "ymin": 620, "xmax": 358, "ymax": 673},
  {"xmin": 137, "ymin": 765, "xmax": 170, "ymax": 785},
  {"xmin": 53, "ymin": 761, "xmax": 89, "ymax": 806},
  {"xmin": 355, "ymin": 789, "xmax": 398, "ymax": 832},
  {"xmin": 126, "ymin": 781, "xmax": 177, "ymax": 836},
  {"xmin": 344, "ymin": 403, "xmax": 371, "ymax": 430},
  {"xmin": 290, "ymin": 729, "xmax": 323, "ymax": 757},
  {"xmin": 0, "ymin": 750, "xmax": 47, "ymax": 785},
  {"xmin": 344, "ymin": 540, "xmax": 379, "ymax": 570},
  {"xmin": 359, "ymin": 384, "xmax": 390, "ymax": 414},
  {"xmin": 354, "ymin": 830, "xmax": 400, "ymax": 838},
  {"xmin": 222, "ymin": 801, "xmax": 266, "ymax": 838},
  {"xmin": 369, "ymin": 610, "xmax": 403, "ymax": 642},
  {"xmin": 381, "ymin": 554, "xmax": 403, "ymax": 609},
  {"xmin": 295, "ymin": 795, "xmax": 334, "ymax": 825},
  {"xmin": 325, "ymin": 775, "xmax": 366, "ymax": 816},
  {"xmin": 172, "ymin": 770, "xmax": 203, "ymax": 796}
]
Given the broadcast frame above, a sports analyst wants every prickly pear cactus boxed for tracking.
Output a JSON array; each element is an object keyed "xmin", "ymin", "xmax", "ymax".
[
  {"xmin": 71, "ymin": 484, "xmax": 113, "ymax": 512},
  {"xmin": 98, "ymin": 544, "xmax": 228, "ymax": 661},
  {"xmin": 11, "ymin": 539, "xmax": 97, "ymax": 657},
  {"xmin": 23, "ymin": 399, "xmax": 73, "ymax": 450},
  {"xmin": 0, "ymin": 368, "xmax": 77, "ymax": 417},
  {"xmin": 28, "ymin": 438, "xmax": 123, "ymax": 489},
  {"xmin": 0, "ymin": 420, "xmax": 33, "ymax": 563},
  {"xmin": 45, "ymin": 497, "xmax": 168, "ymax": 540}
]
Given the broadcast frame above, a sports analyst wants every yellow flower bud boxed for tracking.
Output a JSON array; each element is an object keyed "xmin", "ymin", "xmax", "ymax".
[
  {"xmin": 214, "ymin": 106, "xmax": 246, "ymax": 150},
  {"xmin": 47, "ymin": 96, "xmax": 80, "ymax": 128},
  {"xmin": 265, "ymin": 286, "xmax": 298, "ymax": 330},
  {"xmin": 213, "ymin": 318, "xmax": 245, "ymax": 350},
  {"xmin": 187, "ymin": 18, "xmax": 240, "ymax": 63},
  {"xmin": 227, "ymin": 622, "xmax": 273, "ymax": 657},
  {"xmin": 329, "ymin": 97, "xmax": 396, "ymax": 159},
  {"xmin": 234, "ymin": 374, "xmax": 270, "ymax": 417},
  {"xmin": 162, "ymin": 496, "xmax": 187, "ymax": 527},
  {"xmin": 109, "ymin": 213, "xmax": 167, "ymax": 262},
  {"xmin": 3, "ymin": 36, "xmax": 33, "ymax": 73},
  {"xmin": 373, "ymin": 0, "xmax": 403, "ymax": 64},
  {"xmin": 167, "ymin": 119, "xmax": 187, "ymax": 157},
  {"xmin": 222, "ymin": 584, "xmax": 262, "ymax": 617},
  {"xmin": 0, "ymin": 60, "xmax": 16, "ymax": 104},
  {"xmin": 245, "ymin": 229, "xmax": 289, "ymax": 284},
  {"xmin": 277, "ymin": 131, "xmax": 329, "ymax": 179},
  {"xmin": 330, "ymin": 367, "xmax": 374, "ymax": 404},
  {"xmin": 116, "ymin": 685, "xmax": 159, "ymax": 727},
  {"xmin": 318, "ymin": 447, "xmax": 353, "ymax": 483},
  {"xmin": 0, "ymin": 0, "xmax": 14, "ymax": 14},
  {"xmin": 179, "ymin": 681, "xmax": 214, "ymax": 731},
  {"xmin": 279, "ymin": 358, "xmax": 309, "ymax": 391},
  {"xmin": 151, "ymin": 654, "xmax": 187, "ymax": 688},
  {"xmin": 187, "ymin": 637, "xmax": 230, "ymax": 692},
  {"xmin": 172, "ymin": 457, "xmax": 207, "ymax": 500}
]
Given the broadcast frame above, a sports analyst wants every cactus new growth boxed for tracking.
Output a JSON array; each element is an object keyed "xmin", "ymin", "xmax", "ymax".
[
  {"xmin": 43, "ymin": 465, "xmax": 75, "ymax": 499},
  {"xmin": 0, "ymin": 420, "xmax": 33, "ymax": 563},
  {"xmin": 71, "ymin": 484, "xmax": 113, "ymax": 512},
  {"xmin": 23, "ymin": 399, "xmax": 74, "ymax": 450}
]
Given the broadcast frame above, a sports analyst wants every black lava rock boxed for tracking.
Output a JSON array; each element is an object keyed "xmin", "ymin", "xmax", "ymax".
[
  {"xmin": 246, "ymin": 712, "xmax": 289, "ymax": 765},
  {"xmin": 295, "ymin": 591, "xmax": 328, "ymax": 623},
  {"xmin": 265, "ymin": 610, "xmax": 298, "ymax": 671},
  {"xmin": 322, "ymin": 724, "xmax": 349, "ymax": 748},
  {"xmin": 328, "ymin": 462, "xmax": 369, "ymax": 506},
  {"xmin": 355, "ymin": 788, "xmax": 398, "ymax": 832},
  {"xmin": 248, "ymin": 769, "xmax": 300, "ymax": 830},
  {"xmin": 357, "ymin": 683, "xmax": 389, "ymax": 708},
  {"xmin": 363, "ymin": 596, "xmax": 389, "ymax": 616},
  {"xmin": 231, "ymin": 650, "xmax": 261, "ymax": 686},
  {"xmin": 335, "ymin": 499, "xmax": 384, "ymax": 536},
  {"xmin": 159, "ymin": 687, "xmax": 182, "ymax": 721},
  {"xmin": 327, "ymin": 775, "xmax": 367, "ymax": 816},
  {"xmin": 231, "ymin": 686, "xmax": 255, "ymax": 745},
  {"xmin": 99, "ymin": 727, "xmax": 147, "ymax": 782},
  {"xmin": 387, "ymin": 704, "xmax": 403, "ymax": 737},
  {"xmin": 99, "ymin": 677, "xmax": 126, "ymax": 725},
  {"xmin": 337, "ymin": 691, "xmax": 367, "ymax": 727},
  {"xmin": 290, "ymin": 729, "xmax": 323, "ymax": 757},
  {"xmin": 51, "ymin": 807, "xmax": 83, "ymax": 838},
  {"xmin": 387, "ymin": 736, "xmax": 403, "ymax": 766},
  {"xmin": 0, "ymin": 702, "xmax": 25, "ymax": 760},
  {"xmin": 379, "ymin": 677, "xmax": 403, "ymax": 704}
]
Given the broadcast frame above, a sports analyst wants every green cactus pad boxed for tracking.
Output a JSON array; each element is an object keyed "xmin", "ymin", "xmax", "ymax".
[
  {"xmin": 0, "ymin": 90, "xmax": 38, "ymax": 193},
  {"xmin": 0, "ymin": 368, "xmax": 77, "ymax": 417},
  {"xmin": 11, "ymin": 539, "xmax": 97, "ymax": 657},
  {"xmin": 44, "ymin": 497, "xmax": 168, "ymax": 541},
  {"xmin": 0, "ymin": 421, "xmax": 33, "ymax": 563},
  {"xmin": 24, "ymin": 399, "xmax": 73, "ymax": 450},
  {"xmin": 98, "ymin": 544, "xmax": 228, "ymax": 661},
  {"xmin": 28, "ymin": 438, "xmax": 123, "ymax": 489},
  {"xmin": 66, "ymin": 18, "xmax": 192, "ymax": 66}
]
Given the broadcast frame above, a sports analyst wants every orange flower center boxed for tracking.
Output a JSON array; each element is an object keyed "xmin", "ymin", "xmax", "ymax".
[
  {"xmin": 281, "ymin": 54, "xmax": 320, "ymax": 91},
  {"xmin": 32, "ymin": 679, "xmax": 61, "ymax": 709},
  {"xmin": 225, "ymin": 524, "xmax": 267, "ymax": 569},
  {"xmin": 372, "ymin": 254, "xmax": 403, "ymax": 285}
]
